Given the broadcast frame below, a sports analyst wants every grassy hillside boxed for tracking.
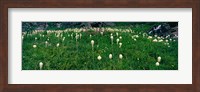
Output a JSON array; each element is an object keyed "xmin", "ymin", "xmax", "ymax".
[{"xmin": 22, "ymin": 24, "xmax": 178, "ymax": 70}]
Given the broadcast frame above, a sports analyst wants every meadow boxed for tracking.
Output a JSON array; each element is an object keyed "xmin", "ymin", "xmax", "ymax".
[{"xmin": 22, "ymin": 24, "xmax": 178, "ymax": 70}]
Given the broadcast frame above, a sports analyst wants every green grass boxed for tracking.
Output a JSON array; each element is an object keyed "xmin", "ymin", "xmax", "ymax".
[{"xmin": 22, "ymin": 26, "xmax": 178, "ymax": 70}]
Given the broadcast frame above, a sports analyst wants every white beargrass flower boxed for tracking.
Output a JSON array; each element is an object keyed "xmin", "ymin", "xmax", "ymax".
[
  {"xmin": 110, "ymin": 35, "xmax": 113, "ymax": 39},
  {"xmin": 119, "ymin": 54, "xmax": 123, "ymax": 59},
  {"xmin": 131, "ymin": 36, "xmax": 134, "ymax": 39},
  {"xmin": 119, "ymin": 42, "xmax": 122, "ymax": 48},
  {"xmin": 157, "ymin": 56, "xmax": 161, "ymax": 62},
  {"xmin": 110, "ymin": 33, "xmax": 113, "ymax": 36},
  {"xmin": 165, "ymin": 43, "xmax": 169, "ymax": 45},
  {"xmin": 165, "ymin": 35, "xmax": 170, "ymax": 38},
  {"xmin": 154, "ymin": 35, "xmax": 157, "ymax": 37},
  {"xmin": 109, "ymin": 54, "xmax": 112, "ymax": 59},
  {"xmin": 56, "ymin": 43, "xmax": 59, "ymax": 47},
  {"xmin": 153, "ymin": 39, "xmax": 158, "ymax": 42},
  {"xmin": 90, "ymin": 34, "xmax": 92, "ymax": 38},
  {"xmin": 76, "ymin": 34, "xmax": 79, "ymax": 41},
  {"xmin": 148, "ymin": 36, "xmax": 152, "ymax": 39},
  {"xmin": 135, "ymin": 35, "xmax": 139, "ymax": 38},
  {"xmin": 119, "ymin": 36, "xmax": 122, "ymax": 39},
  {"xmin": 158, "ymin": 39, "xmax": 163, "ymax": 42},
  {"xmin": 166, "ymin": 40, "xmax": 168, "ymax": 42},
  {"xmin": 97, "ymin": 55, "xmax": 102, "ymax": 60},
  {"xmin": 116, "ymin": 32, "xmax": 118, "ymax": 37},
  {"xmin": 39, "ymin": 62, "xmax": 43, "ymax": 70},
  {"xmin": 156, "ymin": 62, "xmax": 160, "ymax": 66},
  {"xmin": 91, "ymin": 40, "xmax": 94, "ymax": 47},
  {"xmin": 100, "ymin": 31, "xmax": 103, "ymax": 35},
  {"xmin": 134, "ymin": 38, "xmax": 137, "ymax": 41},
  {"xmin": 110, "ymin": 36, "xmax": 113, "ymax": 44},
  {"xmin": 33, "ymin": 45, "xmax": 37, "ymax": 48},
  {"xmin": 62, "ymin": 37, "xmax": 65, "ymax": 41},
  {"xmin": 45, "ymin": 41, "xmax": 48, "ymax": 46},
  {"xmin": 170, "ymin": 39, "xmax": 172, "ymax": 41},
  {"xmin": 71, "ymin": 33, "xmax": 73, "ymax": 39},
  {"xmin": 35, "ymin": 37, "xmax": 37, "ymax": 40},
  {"xmin": 116, "ymin": 38, "xmax": 119, "ymax": 44}
]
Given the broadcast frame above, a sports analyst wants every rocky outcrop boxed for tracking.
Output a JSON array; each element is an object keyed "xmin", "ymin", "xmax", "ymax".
[
  {"xmin": 148, "ymin": 23, "xmax": 178, "ymax": 38},
  {"xmin": 22, "ymin": 22, "xmax": 115, "ymax": 32}
]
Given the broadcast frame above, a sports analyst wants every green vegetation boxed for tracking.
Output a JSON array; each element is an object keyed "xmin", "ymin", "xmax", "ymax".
[{"xmin": 22, "ymin": 24, "xmax": 178, "ymax": 70}]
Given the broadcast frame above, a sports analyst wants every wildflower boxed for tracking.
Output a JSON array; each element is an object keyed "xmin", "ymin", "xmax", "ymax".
[
  {"xmin": 165, "ymin": 35, "xmax": 170, "ymax": 38},
  {"xmin": 154, "ymin": 35, "xmax": 157, "ymax": 37},
  {"xmin": 90, "ymin": 34, "xmax": 92, "ymax": 38},
  {"xmin": 71, "ymin": 33, "xmax": 73, "ymax": 39},
  {"xmin": 119, "ymin": 36, "xmax": 122, "ymax": 39},
  {"xmin": 33, "ymin": 45, "xmax": 37, "ymax": 48},
  {"xmin": 165, "ymin": 43, "xmax": 169, "ymax": 45},
  {"xmin": 39, "ymin": 62, "xmax": 43, "ymax": 70},
  {"xmin": 116, "ymin": 38, "xmax": 119, "ymax": 44},
  {"xmin": 100, "ymin": 31, "xmax": 103, "ymax": 35},
  {"xmin": 62, "ymin": 37, "xmax": 65, "ymax": 41},
  {"xmin": 116, "ymin": 32, "xmax": 118, "ymax": 37},
  {"xmin": 91, "ymin": 40, "xmax": 94, "ymax": 47},
  {"xmin": 109, "ymin": 54, "xmax": 112, "ymax": 59},
  {"xmin": 135, "ymin": 35, "xmax": 139, "ymax": 38},
  {"xmin": 76, "ymin": 34, "xmax": 79, "ymax": 41},
  {"xmin": 157, "ymin": 56, "xmax": 161, "ymax": 62},
  {"xmin": 166, "ymin": 40, "xmax": 168, "ymax": 42},
  {"xmin": 131, "ymin": 36, "xmax": 134, "ymax": 39},
  {"xmin": 158, "ymin": 39, "xmax": 163, "ymax": 42},
  {"xmin": 97, "ymin": 55, "xmax": 102, "ymax": 60},
  {"xmin": 119, "ymin": 42, "xmax": 122, "ymax": 48},
  {"xmin": 156, "ymin": 62, "xmax": 160, "ymax": 66},
  {"xmin": 110, "ymin": 36, "xmax": 113, "ymax": 44},
  {"xmin": 153, "ymin": 39, "xmax": 158, "ymax": 42},
  {"xmin": 56, "ymin": 43, "xmax": 59, "ymax": 47},
  {"xmin": 134, "ymin": 38, "xmax": 137, "ymax": 41},
  {"xmin": 148, "ymin": 36, "xmax": 152, "ymax": 39},
  {"xmin": 119, "ymin": 54, "xmax": 123, "ymax": 59},
  {"xmin": 35, "ymin": 37, "xmax": 37, "ymax": 40}
]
